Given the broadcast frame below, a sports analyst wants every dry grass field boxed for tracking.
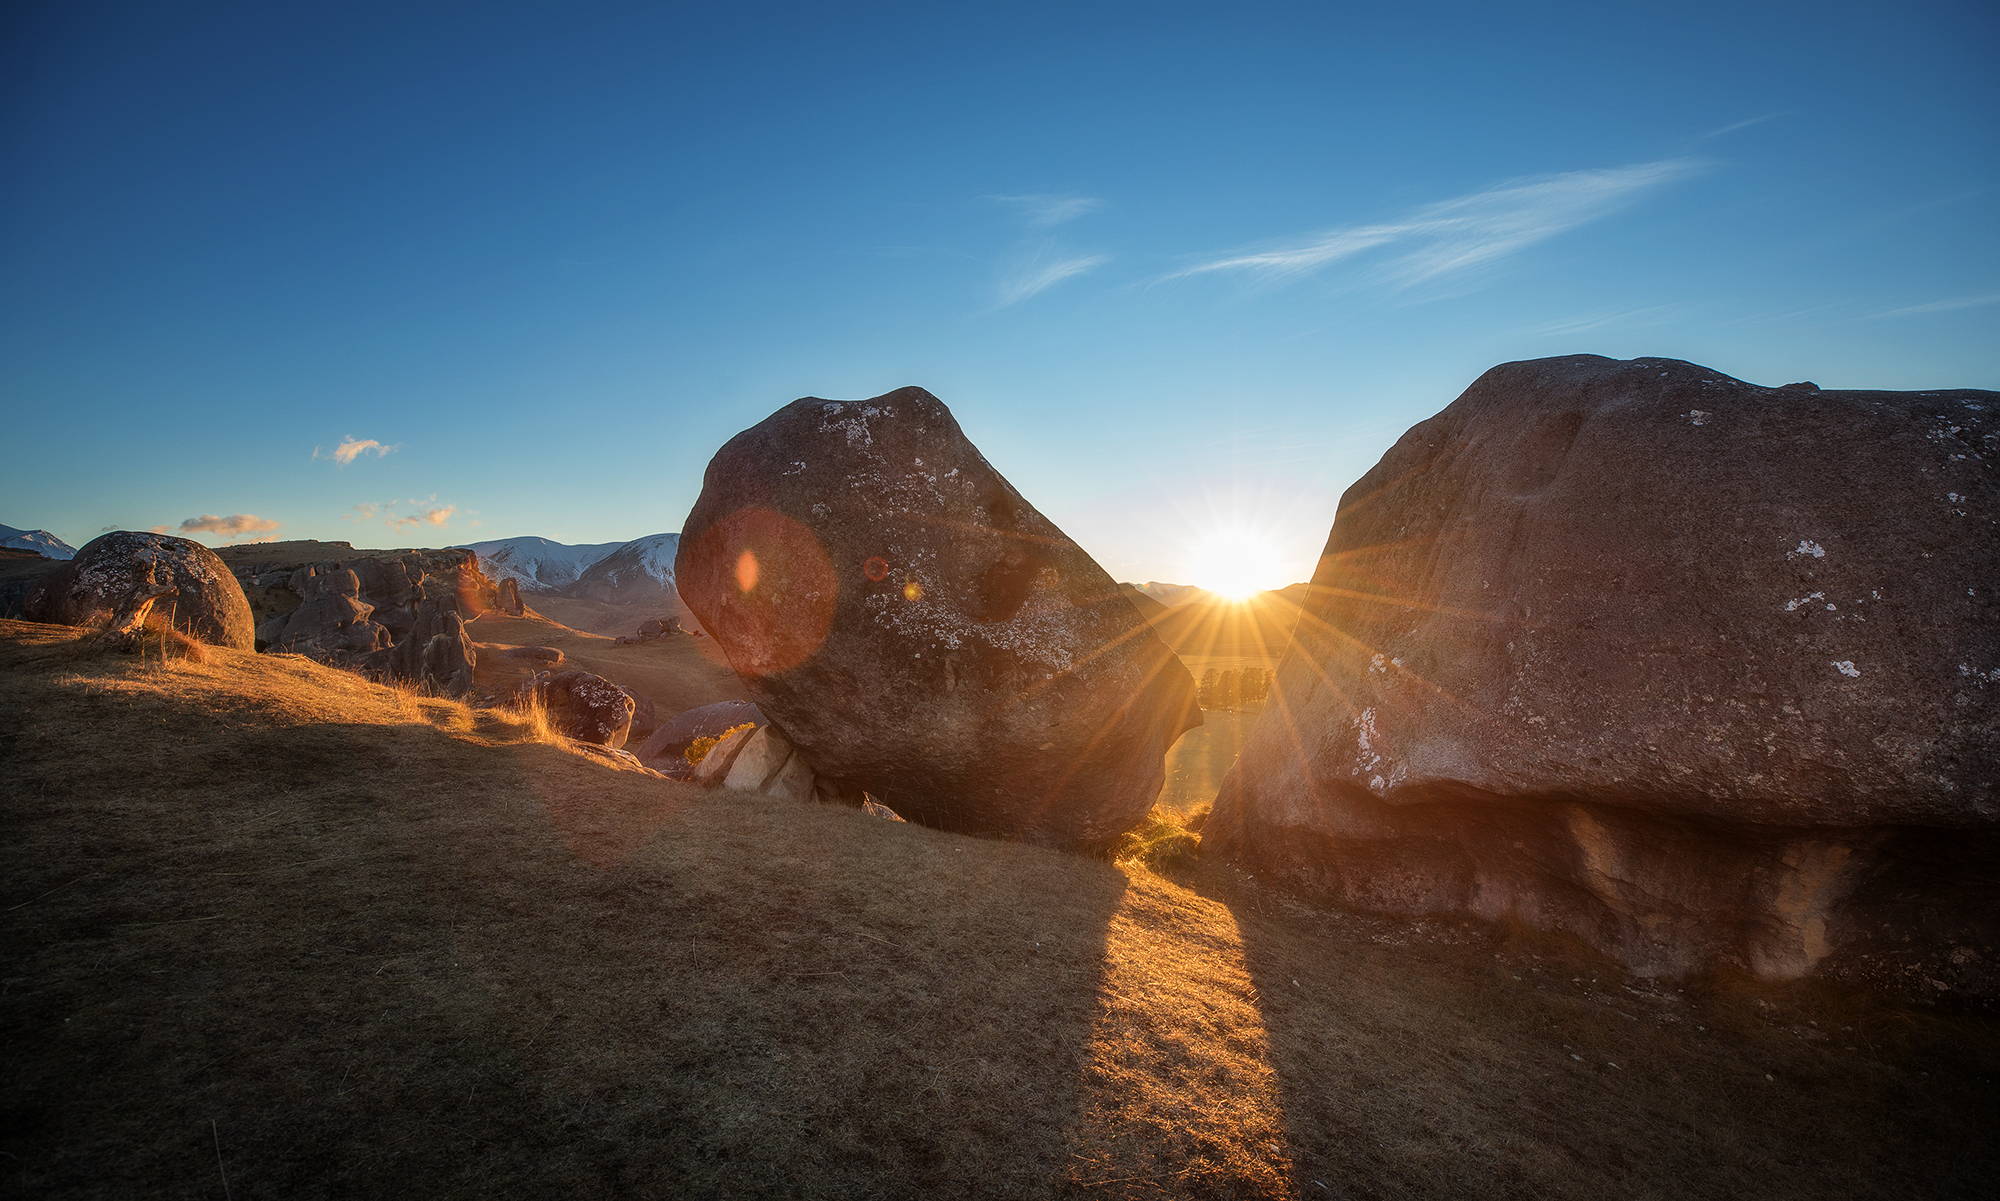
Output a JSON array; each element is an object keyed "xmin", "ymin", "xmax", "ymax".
[
  {"xmin": 3, "ymin": 618, "xmax": 1996, "ymax": 1199},
  {"xmin": 466, "ymin": 608, "xmax": 748, "ymax": 722}
]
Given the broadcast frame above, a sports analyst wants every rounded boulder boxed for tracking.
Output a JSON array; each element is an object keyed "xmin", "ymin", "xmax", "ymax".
[{"xmin": 25, "ymin": 531, "xmax": 255, "ymax": 651}]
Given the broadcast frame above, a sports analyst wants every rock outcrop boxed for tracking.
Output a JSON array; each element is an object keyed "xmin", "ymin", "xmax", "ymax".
[
  {"xmin": 218, "ymin": 542, "xmax": 492, "ymax": 695},
  {"xmin": 269, "ymin": 568, "xmax": 391, "ymax": 658},
  {"xmin": 497, "ymin": 577, "xmax": 524, "ymax": 616},
  {"xmin": 676, "ymin": 386, "xmax": 1201, "ymax": 853},
  {"xmin": 614, "ymin": 616, "xmax": 686, "ymax": 646},
  {"xmin": 25, "ymin": 531, "xmax": 255, "ymax": 651},
  {"xmin": 1205, "ymin": 355, "xmax": 1999, "ymax": 994}
]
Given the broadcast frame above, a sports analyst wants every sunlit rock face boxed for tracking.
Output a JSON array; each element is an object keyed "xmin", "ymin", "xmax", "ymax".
[
  {"xmin": 1206, "ymin": 355, "xmax": 1999, "ymax": 994},
  {"xmin": 677, "ymin": 385, "xmax": 1201, "ymax": 853},
  {"xmin": 25, "ymin": 531, "xmax": 255, "ymax": 651}
]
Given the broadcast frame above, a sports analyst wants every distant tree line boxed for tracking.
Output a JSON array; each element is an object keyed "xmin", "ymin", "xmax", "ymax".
[{"xmin": 1198, "ymin": 667, "xmax": 1272, "ymax": 710}]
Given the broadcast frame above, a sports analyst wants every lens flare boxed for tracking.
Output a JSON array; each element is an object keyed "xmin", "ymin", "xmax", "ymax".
[{"xmin": 735, "ymin": 550, "xmax": 759, "ymax": 592}]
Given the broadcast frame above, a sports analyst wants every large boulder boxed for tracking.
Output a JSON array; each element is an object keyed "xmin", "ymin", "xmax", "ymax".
[
  {"xmin": 1205, "ymin": 355, "xmax": 1999, "ymax": 993},
  {"xmin": 25, "ymin": 531, "xmax": 254, "ymax": 651},
  {"xmin": 634, "ymin": 700, "xmax": 766, "ymax": 776},
  {"xmin": 676, "ymin": 386, "xmax": 1201, "ymax": 853},
  {"xmin": 537, "ymin": 670, "xmax": 637, "ymax": 748}
]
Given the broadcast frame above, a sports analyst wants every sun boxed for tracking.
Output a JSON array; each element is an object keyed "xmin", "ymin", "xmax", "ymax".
[{"xmin": 1186, "ymin": 528, "xmax": 1289, "ymax": 601}]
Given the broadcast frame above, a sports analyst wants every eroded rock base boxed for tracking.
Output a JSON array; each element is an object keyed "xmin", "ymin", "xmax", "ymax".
[{"xmin": 1203, "ymin": 788, "xmax": 2000, "ymax": 998}]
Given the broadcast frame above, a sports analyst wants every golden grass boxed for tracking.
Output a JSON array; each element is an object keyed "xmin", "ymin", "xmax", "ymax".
[
  {"xmin": 466, "ymin": 607, "xmax": 746, "ymax": 727},
  {"xmin": 2, "ymin": 618, "xmax": 1995, "ymax": 1199}
]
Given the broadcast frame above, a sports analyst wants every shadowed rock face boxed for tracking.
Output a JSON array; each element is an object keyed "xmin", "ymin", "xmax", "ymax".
[
  {"xmin": 25, "ymin": 531, "xmax": 254, "ymax": 651},
  {"xmin": 1206, "ymin": 355, "xmax": 1999, "ymax": 993},
  {"xmin": 538, "ymin": 670, "xmax": 636, "ymax": 748},
  {"xmin": 677, "ymin": 386, "xmax": 1201, "ymax": 853}
]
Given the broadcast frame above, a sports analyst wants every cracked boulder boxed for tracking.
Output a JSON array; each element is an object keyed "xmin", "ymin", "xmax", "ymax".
[
  {"xmin": 676, "ymin": 386, "xmax": 1200, "ymax": 853},
  {"xmin": 26, "ymin": 531, "xmax": 255, "ymax": 651},
  {"xmin": 1204, "ymin": 355, "xmax": 2000, "ymax": 995}
]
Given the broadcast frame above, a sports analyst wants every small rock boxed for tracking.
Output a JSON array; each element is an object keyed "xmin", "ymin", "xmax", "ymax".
[
  {"xmin": 691, "ymin": 723, "xmax": 758, "ymax": 785},
  {"xmin": 723, "ymin": 725, "xmax": 794, "ymax": 792},
  {"xmin": 538, "ymin": 669, "xmax": 637, "ymax": 748}
]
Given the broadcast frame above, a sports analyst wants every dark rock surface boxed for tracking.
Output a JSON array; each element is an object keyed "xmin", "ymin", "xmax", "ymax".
[
  {"xmin": 25, "ymin": 531, "xmax": 255, "ymax": 650},
  {"xmin": 677, "ymin": 386, "xmax": 1201, "ymax": 853},
  {"xmin": 497, "ymin": 577, "xmax": 524, "ymax": 616},
  {"xmin": 1205, "ymin": 355, "xmax": 1999, "ymax": 994},
  {"xmin": 536, "ymin": 670, "xmax": 637, "ymax": 748},
  {"xmin": 0, "ymin": 548, "xmax": 57, "ymax": 620},
  {"xmin": 497, "ymin": 645, "xmax": 563, "ymax": 665},
  {"xmin": 634, "ymin": 700, "xmax": 766, "ymax": 776}
]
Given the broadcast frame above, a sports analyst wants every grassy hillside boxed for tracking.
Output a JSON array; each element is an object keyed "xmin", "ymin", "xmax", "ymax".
[
  {"xmin": 2, "ymin": 619, "xmax": 1995, "ymax": 1199},
  {"xmin": 467, "ymin": 607, "xmax": 747, "ymax": 721},
  {"xmin": 529, "ymin": 592, "xmax": 699, "ymax": 640}
]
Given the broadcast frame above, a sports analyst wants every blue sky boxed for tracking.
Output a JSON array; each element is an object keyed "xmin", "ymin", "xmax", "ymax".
[{"xmin": 3, "ymin": 1, "xmax": 1995, "ymax": 587}]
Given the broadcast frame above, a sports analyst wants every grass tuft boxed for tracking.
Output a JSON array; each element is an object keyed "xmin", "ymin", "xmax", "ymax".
[
  {"xmin": 1113, "ymin": 804, "xmax": 1203, "ymax": 873},
  {"xmin": 685, "ymin": 721, "xmax": 756, "ymax": 766}
]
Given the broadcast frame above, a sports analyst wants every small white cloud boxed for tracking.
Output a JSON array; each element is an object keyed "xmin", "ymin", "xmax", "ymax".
[
  {"xmin": 314, "ymin": 436, "xmax": 399, "ymax": 466},
  {"xmin": 1173, "ymin": 159, "xmax": 1702, "ymax": 291},
  {"xmin": 173, "ymin": 513, "xmax": 282, "ymax": 542},
  {"xmin": 1875, "ymin": 291, "xmax": 2000, "ymax": 317},
  {"xmin": 990, "ymin": 193, "xmax": 1105, "ymax": 227},
  {"xmin": 997, "ymin": 249, "xmax": 1109, "ymax": 306}
]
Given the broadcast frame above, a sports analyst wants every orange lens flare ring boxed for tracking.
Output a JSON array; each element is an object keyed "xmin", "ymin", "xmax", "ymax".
[
  {"xmin": 863, "ymin": 555, "xmax": 888, "ymax": 581},
  {"xmin": 689, "ymin": 506, "xmax": 836, "ymax": 677}
]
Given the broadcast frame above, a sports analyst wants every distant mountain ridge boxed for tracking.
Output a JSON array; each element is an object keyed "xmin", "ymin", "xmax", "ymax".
[
  {"xmin": 1131, "ymin": 581, "xmax": 1211, "ymax": 607},
  {"xmin": 457, "ymin": 536, "xmax": 626, "ymax": 593},
  {"xmin": 459, "ymin": 533, "xmax": 682, "ymax": 614},
  {"xmin": 0, "ymin": 524, "xmax": 76, "ymax": 560}
]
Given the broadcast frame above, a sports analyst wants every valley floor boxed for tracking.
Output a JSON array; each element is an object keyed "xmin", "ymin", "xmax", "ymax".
[{"xmin": 2, "ymin": 620, "xmax": 1994, "ymax": 1199}]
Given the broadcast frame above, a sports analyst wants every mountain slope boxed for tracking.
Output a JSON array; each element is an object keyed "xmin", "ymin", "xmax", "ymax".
[
  {"xmin": 458, "ymin": 536, "xmax": 624, "ymax": 593},
  {"xmin": 567, "ymin": 531, "xmax": 679, "ymax": 606},
  {"xmin": 0, "ymin": 524, "xmax": 76, "ymax": 560}
]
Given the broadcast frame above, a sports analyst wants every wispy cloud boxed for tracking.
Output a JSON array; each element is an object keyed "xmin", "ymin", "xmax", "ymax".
[
  {"xmin": 1173, "ymin": 160, "xmax": 1702, "ymax": 290},
  {"xmin": 1523, "ymin": 305, "xmax": 1685, "ymax": 338},
  {"xmin": 1699, "ymin": 111, "xmax": 1791, "ymax": 140},
  {"xmin": 989, "ymin": 193, "xmax": 1105, "ymax": 227},
  {"xmin": 343, "ymin": 497, "xmax": 460, "ymax": 533},
  {"xmin": 388, "ymin": 505, "xmax": 456, "ymax": 530},
  {"xmin": 996, "ymin": 248, "xmax": 1110, "ymax": 307},
  {"xmin": 313, "ymin": 436, "xmax": 399, "ymax": 466},
  {"xmin": 1874, "ymin": 290, "xmax": 2000, "ymax": 317}
]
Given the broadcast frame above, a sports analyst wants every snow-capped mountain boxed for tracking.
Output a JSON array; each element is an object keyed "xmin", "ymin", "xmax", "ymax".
[
  {"xmin": 568, "ymin": 533, "xmax": 679, "ymax": 606},
  {"xmin": 0, "ymin": 524, "xmax": 76, "ymax": 560},
  {"xmin": 457, "ymin": 536, "xmax": 626, "ymax": 593}
]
